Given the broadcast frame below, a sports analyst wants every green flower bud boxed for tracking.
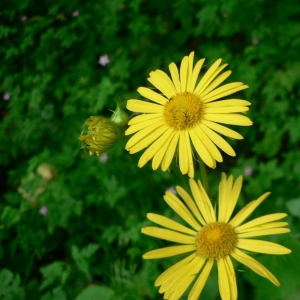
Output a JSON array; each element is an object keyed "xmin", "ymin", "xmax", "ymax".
[
  {"xmin": 110, "ymin": 101, "xmax": 130, "ymax": 127},
  {"xmin": 79, "ymin": 116, "xmax": 120, "ymax": 156}
]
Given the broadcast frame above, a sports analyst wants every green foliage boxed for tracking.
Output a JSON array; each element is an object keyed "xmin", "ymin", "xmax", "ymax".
[{"xmin": 1, "ymin": 0, "xmax": 300, "ymax": 299}]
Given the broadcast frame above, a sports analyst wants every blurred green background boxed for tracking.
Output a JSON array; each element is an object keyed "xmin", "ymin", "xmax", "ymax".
[{"xmin": 1, "ymin": 0, "xmax": 300, "ymax": 299}]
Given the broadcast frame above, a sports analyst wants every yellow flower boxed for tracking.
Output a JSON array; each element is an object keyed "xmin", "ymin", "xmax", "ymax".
[
  {"xmin": 79, "ymin": 116, "xmax": 120, "ymax": 156},
  {"xmin": 125, "ymin": 52, "xmax": 252, "ymax": 178},
  {"xmin": 142, "ymin": 173, "xmax": 291, "ymax": 300}
]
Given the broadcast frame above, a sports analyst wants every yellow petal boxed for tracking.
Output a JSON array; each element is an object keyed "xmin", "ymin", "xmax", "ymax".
[
  {"xmin": 231, "ymin": 248, "xmax": 280, "ymax": 286},
  {"xmin": 194, "ymin": 59, "xmax": 223, "ymax": 94},
  {"xmin": 152, "ymin": 70, "xmax": 177, "ymax": 96},
  {"xmin": 147, "ymin": 213, "xmax": 197, "ymax": 235},
  {"xmin": 218, "ymin": 173, "xmax": 231, "ymax": 222},
  {"xmin": 147, "ymin": 72, "xmax": 174, "ymax": 99},
  {"xmin": 180, "ymin": 55, "xmax": 189, "ymax": 92},
  {"xmin": 205, "ymin": 106, "xmax": 249, "ymax": 113},
  {"xmin": 176, "ymin": 186, "xmax": 206, "ymax": 225},
  {"xmin": 126, "ymin": 115, "xmax": 163, "ymax": 135},
  {"xmin": 161, "ymin": 255, "xmax": 202, "ymax": 298},
  {"xmin": 202, "ymin": 120, "xmax": 244, "ymax": 140},
  {"xmin": 193, "ymin": 126, "xmax": 223, "ymax": 162},
  {"xmin": 126, "ymin": 123, "xmax": 167, "ymax": 153},
  {"xmin": 204, "ymin": 113, "xmax": 253, "ymax": 126},
  {"xmin": 138, "ymin": 127, "xmax": 172, "ymax": 167},
  {"xmin": 230, "ymin": 192, "xmax": 271, "ymax": 227},
  {"xmin": 189, "ymin": 179, "xmax": 216, "ymax": 224},
  {"xmin": 164, "ymin": 193, "xmax": 201, "ymax": 231},
  {"xmin": 127, "ymin": 99, "xmax": 163, "ymax": 113},
  {"xmin": 138, "ymin": 87, "xmax": 168, "ymax": 105},
  {"xmin": 189, "ymin": 129, "xmax": 216, "ymax": 168},
  {"xmin": 169, "ymin": 62, "xmax": 181, "ymax": 92},
  {"xmin": 200, "ymin": 70, "xmax": 232, "ymax": 98},
  {"xmin": 166, "ymin": 259, "xmax": 200, "ymax": 300},
  {"xmin": 179, "ymin": 131, "xmax": 194, "ymax": 177},
  {"xmin": 141, "ymin": 226, "xmax": 196, "ymax": 244},
  {"xmin": 169, "ymin": 256, "xmax": 205, "ymax": 300},
  {"xmin": 224, "ymin": 175, "xmax": 243, "ymax": 223},
  {"xmin": 237, "ymin": 239, "xmax": 292, "ymax": 254},
  {"xmin": 188, "ymin": 58, "xmax": 205, "ymax": 92},
  {"xmin": 237, "ymin": 221, "xmax": 289, "ymax": 233},
  {"xmin": 218, "ymin": 256, "xmax": 237, "ymax": 300},
  {"xmin": 127, "ymin": 112, "xmax": 162, "ymax": 125},
  {"xmin": 202, "ymin": 83, "xmax": 248, "ymax": 103},
  {"xmin": 187, "ymin": 52, "xmax": 194, "ymax": 87},
  {"xmin": 152, "ymin": 130, "xmax": 175, "ymax": 170},
  {"xmin": 143, "ymin": 244, "xmax": 195, "ymax": 259},
  {"xmin": 161, "ymin": 131, "xmax": 180, "ymax": 171},
  {"xmin": 236, "ymin": 213, "xmax": 288, "ymax": 232},
  {"xmin": 155, "ymin": 253, "xmax": 197, "ymax": 286},
  {"xmin": 199, "ymin": 123, "xmax": 236, "ymax": 156},
  {"xmin": 237, "ymin": 228, "xmax": 290, "ymax": 238},
  {"xmin": 205, "ymin": 99, "xmax": 251, "ymax": 107},
  {"xmin": 188, "ymin": 259, "xmax": 214, "ymax": 300}
]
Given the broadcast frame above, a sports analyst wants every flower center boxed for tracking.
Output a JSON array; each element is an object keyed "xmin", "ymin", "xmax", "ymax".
[
  {"xmin": 195, "ymin": 222, "xmax": 237, "ymax": 260},
  {"xmin": 163, "ymin": 92, "xmax": 204, "ymax": 130}
]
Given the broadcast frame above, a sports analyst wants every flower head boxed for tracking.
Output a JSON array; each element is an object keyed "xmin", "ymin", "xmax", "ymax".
[
  {"xmin": 99, "ymin": 54, "xmax": 110, "ymax": 66},
  {"xmin": 110, "ymin": 100, "xmax": 130, "ymax": 127},
  {"xmin": 3, "ymin": 93, "xmax": 11, "ymax": 101},
  {"xmin": 79, "ymin": 116, "xmax": 120, "ymax": 156},
  {"xmin": 142, "ymin": 173, "xmax": 291, "ymax": 300},
  {"xmin": 39, "ymin": 205, "xmax": 48, "ymax": 216},
  {"xmin": 72, "ymin": 10, "xmax": 80, "ymax": 17},
  {"xmin": 99, "ymin": 152, "xmax": 109, "ymax": 163},
  {"xmin": 125, "ymin": 52, "xmax": 252, "ymax": 177}
]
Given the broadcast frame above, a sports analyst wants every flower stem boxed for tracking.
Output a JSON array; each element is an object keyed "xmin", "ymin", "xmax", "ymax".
[{"xmin": 199, "ymin": 159, "xmax": 209, "ymax": 194}]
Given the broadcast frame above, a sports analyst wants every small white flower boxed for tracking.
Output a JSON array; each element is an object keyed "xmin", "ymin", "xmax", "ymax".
[
  {"xmin": 244, "ymin": 166, "xmax": 253, "ymax": 176},
  {"xmin": 166, "ymin": 186, "xmax": 177, "ymax": 195},
  {"xmin": 99, "ymin": 152, "xmax": 109, "ymax": 163},
  {"xmin": 3, "ymin": 93, "xmax": 11, "ymax": 101},
  {"xmin": 72, "ymin": 10, "xmax": 80, "ymax": 17},
  {"xmin": 98, "ymin": 54, "xmax": 110, "ymax": 66},
  {"xmin": 39, "ymin": 205, "xmax": 48, "ymax": 216}
]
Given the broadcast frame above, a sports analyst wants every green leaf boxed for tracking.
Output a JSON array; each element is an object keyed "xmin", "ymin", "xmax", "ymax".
[
  {"xmin": 40, "ymin": 262, "xmax": 69, "ymax": 291},
  {"xmin": 0, "ymin": 269, "xmax": 25, "ymax": 300},
  {"xmin": 71, "ymin": 244, "xmax": 100, "ymax": 275},
  {"xmin": 41, "ymin": 287, "xmax": 67, "ymax": 300},
  {"xmin": 1, "ymin": 206, "xmax": 21, "ymax": 227},
  {"xmin": 75, "ymin": 286, "xmax": 115, "ymax": 300},
  {"xmin": 286, "ymin": 198, "xmax": 300, "ymax": 218}
]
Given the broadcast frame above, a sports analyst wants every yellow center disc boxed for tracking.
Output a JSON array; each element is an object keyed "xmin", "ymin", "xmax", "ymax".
[
  {"xmin": 164, "ymin": 92, "xmax": 204, "ymax": 130},
  {"xmin": 195, "ymin": 222, "xmax": 237, "ymax": 260}
]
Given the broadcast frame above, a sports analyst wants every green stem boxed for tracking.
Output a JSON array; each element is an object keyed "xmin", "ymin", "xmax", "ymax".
[{"xmin": 199, "ymin": 158, "xmax": 209, "ymax": 194}]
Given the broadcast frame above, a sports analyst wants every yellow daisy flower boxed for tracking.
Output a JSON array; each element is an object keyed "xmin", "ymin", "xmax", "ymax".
[
  {"xmin": 125, "ymin": 52, "xmax": 252, "ymax": 178},
  {"xmin": 142, "ymin": 173, "xmax": 291, "ymax": 300}
]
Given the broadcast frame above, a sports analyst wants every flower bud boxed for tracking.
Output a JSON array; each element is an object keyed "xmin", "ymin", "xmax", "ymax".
[
  {"xmin": 110, "ymin": 101, "xmax": 130, "ymax": 127},
  {"xmin": 79, "ymin": 116, "xmax": 120, "ymax": 156}
]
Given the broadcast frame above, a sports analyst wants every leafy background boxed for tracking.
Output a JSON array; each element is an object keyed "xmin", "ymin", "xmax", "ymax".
[{"xmin": 1, "ymin": 0, "xmax": 300, "ymax": 299}]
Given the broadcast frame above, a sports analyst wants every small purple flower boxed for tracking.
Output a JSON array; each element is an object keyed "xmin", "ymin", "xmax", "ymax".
[
  {"xmin": 39, "ymin": 205, "xmax": 48, "ymax": 216},
  {"xmin": 252, "ymin": 38, "xmax": 259, "ymax": 45},
  {"xmin": 98, "ymin": 54, "xmax": 110, "ymax": 66},
  {"xmin": 3, "ymin": 93, "xmax": 11, "ymax": 101},
  {"xmin": 244, "ymin": 166, "xmax": 253, "ymax": 176},
  {"xmin": 99, "ymin": 152, "xmax": 108, "ymax": 163},
  {"xmin": 21, "ymin": 15, "xmax": 27, "ymax": 22},
  {"xmin": 72, "ymin": 10, "xmax": 80, "ymax": 17},
  {"xmin": 167, "ymin": 186, "xmax": 177, "ymax": 195}
]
